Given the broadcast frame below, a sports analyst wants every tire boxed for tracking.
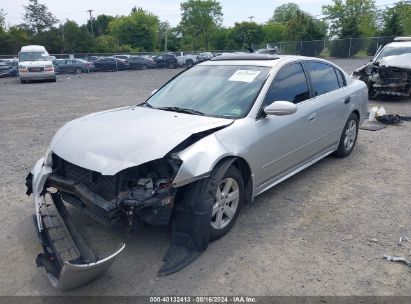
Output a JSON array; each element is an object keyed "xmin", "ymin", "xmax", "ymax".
[
  {"xmin": 20, "ymin": 79, "xmax": 26, "ymax": 84},
  {"xmin": 186, "ymin": 59, "xmax": 193, "ymax": 68},
  {"xmin": 141, "ymin": 64, "xmax": 147, "ymax": 70},
  {"xmin": 168, "ymin": 62, "xmax": 175, "ymax": 69},
  {"xmin": 333, "ymin": 112, "xmax": 359, "ymax": 158},
  {"xmin": 51, "ymin": 77, "xmax": 56, "ymax": 82},
  {"xmin": 209, "ymin": 166, "xmax": 244, "ymax": 241},
  {"xmin": 74, "ymin": 67, "xmax": 82, "ymax": 74}
]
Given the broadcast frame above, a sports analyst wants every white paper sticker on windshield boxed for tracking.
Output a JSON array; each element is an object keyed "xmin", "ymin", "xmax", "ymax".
[{"xmin": 229, "ymin": 70, "xmax": 261, "ymax": 83}]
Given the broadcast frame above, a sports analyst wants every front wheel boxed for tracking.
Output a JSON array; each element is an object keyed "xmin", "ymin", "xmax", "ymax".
[
  {"xmin": 168, "ymin": 62, "xmax": 175, "ymax": 69},
  {"xmin": 333, "ymin": 112, "xmax": 359, "ymax": 157},
  {"xmin": 209, "ymin": 166, "xmax": 244, "ymax": 241}
]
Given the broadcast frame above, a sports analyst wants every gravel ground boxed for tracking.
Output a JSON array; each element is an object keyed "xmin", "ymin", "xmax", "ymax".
[{"xmin": 0, "ymin": 59, "xmax": 411, "ymax": 296}]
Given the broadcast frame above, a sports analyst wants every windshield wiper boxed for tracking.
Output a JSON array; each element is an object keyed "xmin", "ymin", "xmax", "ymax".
[
  {"xmin": 156, "ymin": 106, "xmax": 204, "ymax": 116},
  {"xmin": 140, "ymin": 101, "xmax": 153, "ymax": 108}
]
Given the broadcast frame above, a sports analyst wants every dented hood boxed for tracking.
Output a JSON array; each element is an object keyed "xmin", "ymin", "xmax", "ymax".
[
  {"xmin": 50, "ymin": 106, "xmax": 233, "ymax": 175},
  {"xmin": 379, "ymin": 53, "xmax": 411, "ymax": 69}
]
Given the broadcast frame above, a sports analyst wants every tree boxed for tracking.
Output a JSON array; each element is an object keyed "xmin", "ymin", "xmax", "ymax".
[
  {"xmin": 230, "ymin": 22, "xmax": 264, "ymax": 49},
  {"xmin": 62, "ymin": 20, "xmax": 94, "ymax": 53},
  {"xmin": 32, "ymin": 27, "xmax": 62, "ymax": 53},
  {"xmin": 381, "ymin": 1, "xmax": 411, "ymax": 36},
  {"xmin": 210, "ymin": 27, "xmax": 231, "ymax": 50},
  {"xmin": 263, "ymin": 22, "xmax": 286, "ymax": 43},
  {"xmin": 109, "ymin": 8, "xmax": 159, "ymax": 51},
  {"xmin": 322, "ymin": 0, "xmax": 377, "ymax": 38},
  {"xmin": 0, "ymin": 9, "xmax": 6, "ymax": 30},
  {"xmin": 180, "ymin": 0, "xmax": 223, "ymax": 49},
  {"xmin": 23, "ymin": 0, "xmax": 58, "ymax": 33},
  {"xmin": 271, "ymin": 3, "xmax": 300, "ymax": 23},
  {"xmin": 87, "ymin": 14, "xmax": 115, "ymax": 36}
]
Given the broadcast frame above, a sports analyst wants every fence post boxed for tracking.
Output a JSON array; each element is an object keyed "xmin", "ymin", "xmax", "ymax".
[{"xmin": 348, "ymin": 38, "xmax": 352, "ymax": 58}]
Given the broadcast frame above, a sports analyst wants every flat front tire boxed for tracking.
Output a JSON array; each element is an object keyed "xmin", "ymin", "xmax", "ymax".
[{"xmin": 333, "ymin": 112, "xmax": 359, "ymax": 157}]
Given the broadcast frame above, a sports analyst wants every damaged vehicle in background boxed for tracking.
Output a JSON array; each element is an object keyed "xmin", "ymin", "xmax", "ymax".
[
  {"xmin": 353, "ymin": 37, "xmax": 411, "ymax": 98},
  {"xmin": 26, "ymin": 54, "xmax": 368, "ymax": 289}
]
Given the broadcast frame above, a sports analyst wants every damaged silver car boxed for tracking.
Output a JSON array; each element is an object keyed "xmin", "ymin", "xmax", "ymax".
[
  {"xmin": 353, "ymin": 37, "xmax": 411, "ymax": 98},
  {"xmin": 26, "ymin": 54, "xmax": 368, "ymax": 289}
]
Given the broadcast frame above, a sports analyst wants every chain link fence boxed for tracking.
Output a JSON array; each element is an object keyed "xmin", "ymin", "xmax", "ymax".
[
  {"xmin": 0, "ymin": 36, "xmax": 398, "ymax": 63},
  {"xmin": 254, "ymin": 36, "xmax": 397, "ymax": 58}
]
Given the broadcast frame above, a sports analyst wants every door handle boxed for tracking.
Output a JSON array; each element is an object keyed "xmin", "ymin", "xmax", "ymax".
[
  {"xmin": 344, "ymin": 96, "xmax": 351, "ymax": 104},
  {"xmin": 308, "ymin": 113, "xmax": 317, "ymax": 122}
]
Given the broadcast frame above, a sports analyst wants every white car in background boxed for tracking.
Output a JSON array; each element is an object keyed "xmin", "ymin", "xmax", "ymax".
[{"xmin": 18, "ymin": 45, "xmax": 56, "ymax": 83}]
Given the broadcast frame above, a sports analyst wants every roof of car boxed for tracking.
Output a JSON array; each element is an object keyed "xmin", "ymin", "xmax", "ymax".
[
  {"xmin": 384, "ymin": 41, "xmax": 411, "ymax": 48},
  {"xmin": 211, "ymin": 54, "xmax": 279, "ymax": 61},
  {"xmin": 20, "ymin": 45, "xmax": 47, "ymax": 52}
]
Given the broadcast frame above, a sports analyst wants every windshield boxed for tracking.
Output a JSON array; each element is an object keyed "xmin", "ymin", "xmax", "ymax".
[
  {"xmin": 19, "ymin": 51, "xmax": 49, "ymax": 62},
  {"xmin": 375, "ymin": 46, "xmax": 411, "ymax": 61},
  {"xmin": 146, "ymin": 65, "xmax": 271, "ymax": 119}
]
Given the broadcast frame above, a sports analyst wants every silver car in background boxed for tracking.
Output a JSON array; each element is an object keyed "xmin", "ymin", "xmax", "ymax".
[{"xmin": 26, "ymin": 54, "xmax": 368, "ymax": 289}]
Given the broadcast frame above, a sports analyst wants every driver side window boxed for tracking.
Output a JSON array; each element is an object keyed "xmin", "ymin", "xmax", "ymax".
[{"xmin": 262, "ymin": 62, "xmax": 310, "ymax": 108}]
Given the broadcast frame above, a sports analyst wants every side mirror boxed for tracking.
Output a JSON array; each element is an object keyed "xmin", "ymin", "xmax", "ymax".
[
  {"xmin": 264, "ymin": 101, "xmax": 297, "ymax": 116},
  {"xmin": 150, "ymin": 89, "xmax": 158, "ymax": 96}
]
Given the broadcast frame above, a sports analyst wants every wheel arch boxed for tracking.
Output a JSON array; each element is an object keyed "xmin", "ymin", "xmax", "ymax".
[{"xmin": 212, "ymin": 156, "xmax": 254, "ymax": 204}]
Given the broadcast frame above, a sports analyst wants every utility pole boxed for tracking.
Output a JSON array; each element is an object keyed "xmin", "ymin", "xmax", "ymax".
[
  {"xmin": 165, "ymin": 28, "xmax": 168, "ymax": 53},
  {"xmin": 87, "ymin": 9, "xmax": 94, "ymax": 35},
  {"xmin": 248, "ymin": 16, "xmax": 254, "ymax": 22}
]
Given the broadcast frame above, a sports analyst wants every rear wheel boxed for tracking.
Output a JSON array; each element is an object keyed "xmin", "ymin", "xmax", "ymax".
[
  {"xmin": 168, "ymin": 62, "xmax": 175, "ymax": 69},
  {"xmin": 333, "ymin": 112, "xmax": 359, "ymax": 157},
  {"xmin": 74, "ymin": 67, "xmax": 82, "ymax": 74}
]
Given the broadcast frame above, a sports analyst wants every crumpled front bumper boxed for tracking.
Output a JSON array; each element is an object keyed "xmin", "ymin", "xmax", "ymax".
[{"xmin": 27, "ymin": 158, "xmax": 125, "ymax": 290}]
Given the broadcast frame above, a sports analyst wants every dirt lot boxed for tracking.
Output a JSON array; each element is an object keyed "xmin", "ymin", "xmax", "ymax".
[{"xmin": 1, "ymin": 59, "xmax": 411, "ymax": 296}]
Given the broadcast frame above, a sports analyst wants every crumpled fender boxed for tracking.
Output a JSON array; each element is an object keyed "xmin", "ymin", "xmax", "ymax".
[{"xmin": 173, "ymin": 130, "xmax": 253, "ymax": 188}]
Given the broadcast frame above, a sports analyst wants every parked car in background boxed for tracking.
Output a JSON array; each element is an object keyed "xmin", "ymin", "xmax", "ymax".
[
  {"xmin": 85, "ymin": 56, "xmax": 100, "ymax": 62},
  {"xmin": 171, "ymin": 51, "xmax": 198, "ymax": 67},
  {"xmin": 93, "ymin": 57, "xmax": 129, "ymax": 71},
  {"xmin": 0, "ymin": 59, "xmax": 18, "ymax": 77},
  {"xmin": 18, "ymin": 45, "xmax": 56, "ymax": 83},
  {"xmin": 113, "ymin": 54, "xmax": 132, "ymax": 62},
  {"xmin": 154, "ymin": 53, "xmax": 179, "ymax": 69},
  {"xmin": 198, "ymin": 52, "xmax": 214, "ymax": 62},
  {"xmin": 256, "ymin": 47, "xmax": 280, "ymax": 55},
  {"xmin": 54, "ymin": 59, "xmax": 93, "ymax": 74},
  {"xmin": 128, "ymin": 56, "xmax": 156, "ymax": 70},
  {"xmin": 353, "ymin": 37, "xmax": 411, "ymax": 98},
  {"xmin": 26, "ymin": 54, "xmax": 367, "ymax": 289}
]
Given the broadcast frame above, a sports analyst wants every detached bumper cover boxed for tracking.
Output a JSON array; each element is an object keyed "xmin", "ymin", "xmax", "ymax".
[{"xmin": 28, "ymin": 161, "xmax": 125, "ymax": 290}]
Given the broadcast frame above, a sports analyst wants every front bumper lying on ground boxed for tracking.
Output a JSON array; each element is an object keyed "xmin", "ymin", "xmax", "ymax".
[
  {"xmin": 35, "ymin": 192, "xmax": 125, "ymax": 289},
  {"xmin": 27, "ymin": 158, "xmax": 125, "ymax": 289}
]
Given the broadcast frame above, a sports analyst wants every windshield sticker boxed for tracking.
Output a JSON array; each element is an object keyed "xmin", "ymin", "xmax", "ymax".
[
  {"xmin": 231, "ymin": 108, "xmax": 242, "ymax": 115},
  {"xmin": 229, "ymin": 70, "xmax": 261, "ymax": 83}
]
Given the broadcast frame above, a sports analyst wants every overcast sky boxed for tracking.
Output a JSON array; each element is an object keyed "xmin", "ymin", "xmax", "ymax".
[{"xmin": 1, "ymin": 0, "xmax": 397, "ymax": 27}]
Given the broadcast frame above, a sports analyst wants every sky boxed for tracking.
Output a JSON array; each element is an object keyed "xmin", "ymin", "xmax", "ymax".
[{"xmin": 1, "ymin": 0, "xmax": 399, "ymax": 27}]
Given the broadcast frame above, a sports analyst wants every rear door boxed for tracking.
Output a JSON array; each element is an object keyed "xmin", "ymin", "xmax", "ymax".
[{"xmin": 303, "ymin": 61, "xmax": 349, "ymax": 150}]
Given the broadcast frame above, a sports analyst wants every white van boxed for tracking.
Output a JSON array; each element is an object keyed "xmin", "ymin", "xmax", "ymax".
[{"xmin": 18, "ymin": 45, "xmax": 56, "ymax": 83}]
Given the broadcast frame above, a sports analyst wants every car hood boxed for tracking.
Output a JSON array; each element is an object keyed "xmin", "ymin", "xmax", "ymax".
[
  {"xmin": 19, "ymin": 60, "xmax": 53, "ymax": 67},
  {"xmin": 378, "ymin": 54, "xmax": 411, "ymax": 69},
  {"xmin": 50, "ymin": 106, "xmax": 234, "ymax": 175}
]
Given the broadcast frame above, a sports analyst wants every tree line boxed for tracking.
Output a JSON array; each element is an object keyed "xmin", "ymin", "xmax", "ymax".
[{"xmin": 0, "ymin": 0, "xmax": 410, "ymax": 56}]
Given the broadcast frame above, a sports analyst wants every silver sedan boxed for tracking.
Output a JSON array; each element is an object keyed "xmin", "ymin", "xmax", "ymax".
[{"xmin": 27, "ymin": 54, "xmax": 368, "ymax": 289}]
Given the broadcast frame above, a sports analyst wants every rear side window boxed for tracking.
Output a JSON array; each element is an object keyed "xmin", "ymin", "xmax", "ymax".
[
  {"xmin": 263, "ymin": 62, "xmax": 310, "ymax": 106},
  {"xmin": 306, "ymin": 62, "xmax": 340, "ymax": 96}
]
